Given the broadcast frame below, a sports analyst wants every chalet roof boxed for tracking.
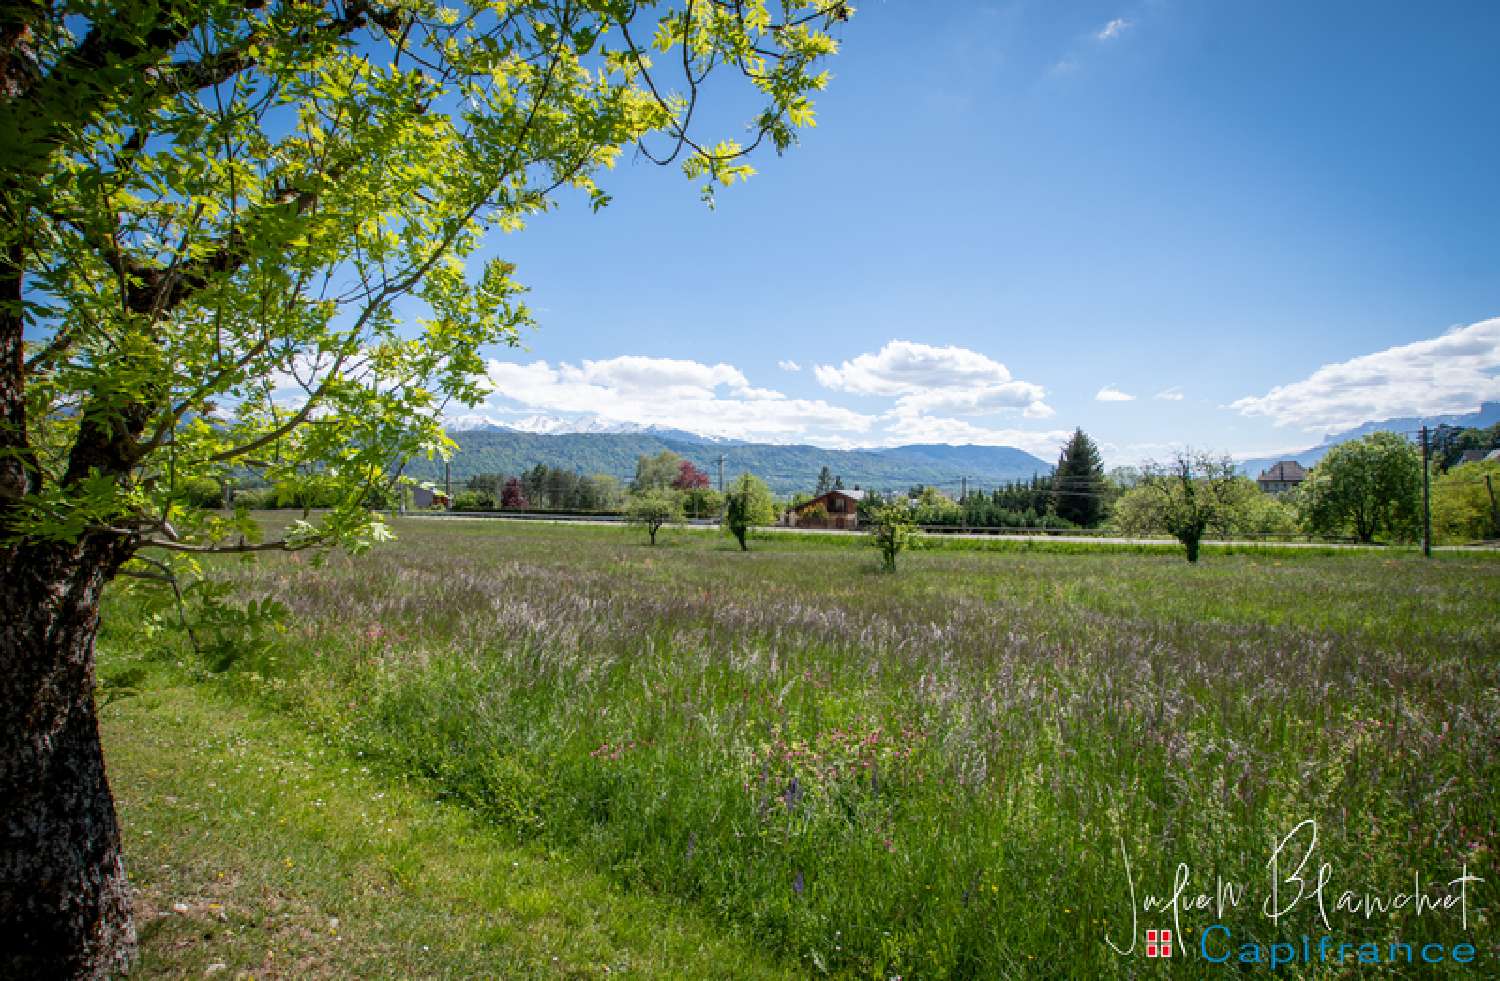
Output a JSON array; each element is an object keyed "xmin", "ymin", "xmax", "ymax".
[
  {"xmin": 793, "ymin": 488, "xmax": 865, "ymax": 511},
  {"xmin": 1257, "ymin": 460, "xmax": 1307, "ymax": 482}
]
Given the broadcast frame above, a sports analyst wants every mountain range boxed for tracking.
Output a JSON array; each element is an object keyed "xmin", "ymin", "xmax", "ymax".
[
  {"xmin": 415, "ymin": 402, "xmax": 1500, "ymax": 494},
  {"xmin": 407, "ymin": 418, "xmax": 1052, "ymax": 495},
  {"xmin": 1238, "ymin": 402, "xmax": 1500, "ymax": 476},
  {"xmin": 442, "ymin": 412, "xmax": 743, "ymax": 444}
]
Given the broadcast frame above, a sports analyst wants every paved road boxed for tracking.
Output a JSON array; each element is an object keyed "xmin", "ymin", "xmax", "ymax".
[{"xmin": 406, "ymin": 512, "xmax": 1497, "ymax": 552}]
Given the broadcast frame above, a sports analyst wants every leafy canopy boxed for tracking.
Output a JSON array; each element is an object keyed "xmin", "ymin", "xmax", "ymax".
[
  {"xmin": 624, "ymin": 488, "xmax": 682, "ymax": 544},
  {"xmin": 5, "ymin": 0, "xmax": 849, "ymax": 559},
  {"xmin": 1120, "ymin": 451, "xmax": 1243, "ymax": 562},
  {"xmin": 867, "ymin": 500, "xmax": 916, "ymax": 572},
  {"xmin": 631, "ymin": 449, "xmax": 684, "ymax": 493},
  {"xmin": 1298, "ymin": 432, "xmax": 1421, "ymax": 544},
  {"xmin": 722, "ymin": 471, "xmax": 772, "ymax": 548},
  {"xmin": 1431, "ymin": 460, "xmax": 1500, "ymax": 543}
]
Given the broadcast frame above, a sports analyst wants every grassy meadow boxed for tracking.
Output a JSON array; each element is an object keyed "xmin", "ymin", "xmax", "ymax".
[{"xmin": 99, "ymin": 519, "xmax": 1500, "ymax": 978}]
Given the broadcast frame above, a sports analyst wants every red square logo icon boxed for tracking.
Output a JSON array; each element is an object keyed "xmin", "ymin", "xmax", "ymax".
[{"xmin": 1145, "ymin": 928, "xmax": 1173, "ymax": 958}]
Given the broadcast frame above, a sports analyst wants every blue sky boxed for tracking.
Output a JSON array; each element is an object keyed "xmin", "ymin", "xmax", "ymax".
[{"xmin": 457, "ymin": 0, "xmax": 1500, "ymax": 464}]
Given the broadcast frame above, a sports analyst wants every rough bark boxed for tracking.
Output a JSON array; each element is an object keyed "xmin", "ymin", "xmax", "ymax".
[{"xmin": 2, "ymin": 534, "xmax": 137, "ymax": 979}]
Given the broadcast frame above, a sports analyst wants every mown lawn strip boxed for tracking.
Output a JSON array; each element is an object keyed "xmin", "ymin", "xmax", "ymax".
[{"xmin": 103, "ymin": 676, "xmax": 792, "ymax": 979}]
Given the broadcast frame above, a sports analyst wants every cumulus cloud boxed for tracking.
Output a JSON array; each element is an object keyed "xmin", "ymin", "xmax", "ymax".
[
  {"xmin": 1095, "ymin": 385, "xmax": 1135, "ymax": 402},
  {"xmin": 1096, "ymin": 17, "xmax": 1132, "ymax": 41},
  {"xmin": 1230, "ymin": 317, "xmax": 1500, "ymax": 433},
  {"xmin": 814, "ymin": 340, "xmax": 1053, "ymax": 419},
  {"xmin": 816, "ymin": 341, "xmax": 1012, "ymax": 395},
  {"xmin": 480, "ymin": 355, "xmax": 874, "ymax": 444},
  {"xmin": 1154, "ymin": 386, "xmax": 1185, "ymax": 401},
  {"xmin": 464, "ymin": 347, "xmax": 1071, "ymax": 453},
  {"xmin": 777, "ymin": 359, "xmax": 801, "ymax": 372}
]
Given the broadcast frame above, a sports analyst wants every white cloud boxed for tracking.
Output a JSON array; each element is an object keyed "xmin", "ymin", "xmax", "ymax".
[
  {"xmin": 1230, "ymin": 317, "xmax": 1500, "ymax": 433},
  {"xmin": 1096, "ymin": 17, "xmax": 1132, "ymax": 41},
  {"xmin": 480, "ymin": 355, "xmax": 875, "ymax": 444},
  {"xmin": 816, "ymin": 340, "xmax": 1011, "ymax": 395},
  {"xmin": 777, "ymin": 359, "xmax": 801, "ymax": 372},
  {"xmin": 1154, "ymin": 386, "xmax": 1185, "ymax": 401},
  {"xmin": 1096, "ymin": 385, "xmax": 1135, "ymax": 402},
  {"xmin": 463, "ymin": 349, "xmax": 1072, "ymax": 454},
  {"xmin": 815, "ymin": 340, "xmax": 1053, "ymax": 419}
]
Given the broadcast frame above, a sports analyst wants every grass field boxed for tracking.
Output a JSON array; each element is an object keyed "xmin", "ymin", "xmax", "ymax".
[
  {"xmin": 100, "ymin": 519, "xmax": 1500, "ymax": 977},
  {"xmin": 101, "ymin": 672, "xmax": 792, "ymax": 979}
]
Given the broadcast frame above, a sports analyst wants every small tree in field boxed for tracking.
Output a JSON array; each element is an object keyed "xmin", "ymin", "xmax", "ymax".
[
  {"xmin": 723, "ymin": 474, "xmax": 775, "ymax": 550},
  {"xmin": 1137, "ymin": 452, "xmax": 1241, "ymax": 563},
  {"xmin": 625, "ymin": 492, "xmax": 684, "ymax": 546},
  {"xmin": 868, "ymin": 502, "xmax": 918, "ymax": 572}
]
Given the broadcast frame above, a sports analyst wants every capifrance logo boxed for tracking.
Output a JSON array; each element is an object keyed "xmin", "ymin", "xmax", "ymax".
[{"xmin": 1198, "ymin": 927, "xmax": 1480, "ymax": 968}]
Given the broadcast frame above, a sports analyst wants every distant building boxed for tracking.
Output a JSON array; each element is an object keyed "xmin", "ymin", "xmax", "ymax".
[
  {"xmin": 410, "ymin": 486, "xmax": 450, "ymax": 509},
  {"xmin": 784, "ymin": 488, "xmax": 866, "ymax": 530},
  {"xmin": 1256, "ymin": 460, "xmax": 1307, "ymax": 493}
]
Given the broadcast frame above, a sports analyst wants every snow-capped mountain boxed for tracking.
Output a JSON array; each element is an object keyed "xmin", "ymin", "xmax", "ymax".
[
  {"xmin": 443, "ymin": 412, "xmax": 742, "ymax": 444},
  {"xmin": 442, "ymin": 413, "xmax": 510, "ymax": 432},
  {"xmin": 508, "ymin": 413, "xmax": 659, "ymax": 436}
]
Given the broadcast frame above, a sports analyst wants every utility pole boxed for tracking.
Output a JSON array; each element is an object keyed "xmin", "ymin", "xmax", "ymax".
[
  {"xmin": 1420, "ymin": 425, "xmax": 1431, "ymax": 558},
  {"xmin": 717, "ymin": 454, "xmax": 726, "ymax": 493},
  {"xmin": 444, "ymin": 460, "xmax": 451, "ymax": 502},
  {"xmin": 960, "ymin": 475, "xmax": 967, "ymax": 502},
  {"xmin": 1486, "ymin": 474, "xmax": 1499, "ymax": 539}
]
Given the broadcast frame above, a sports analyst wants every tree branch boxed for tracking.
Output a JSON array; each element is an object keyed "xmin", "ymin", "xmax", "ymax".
[{"xmin": 138, "ymin": 536, "xmax": 322, "ymax": 554}]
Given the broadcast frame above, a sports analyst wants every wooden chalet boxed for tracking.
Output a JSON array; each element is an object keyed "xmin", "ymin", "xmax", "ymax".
[{"xmin": 784, "ymin": 488, "xmax": 866, "ymax": 530}]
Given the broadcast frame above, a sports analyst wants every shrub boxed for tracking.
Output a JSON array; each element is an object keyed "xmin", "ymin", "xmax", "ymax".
[
  {"xmin": 868, "ymin": 502, "xmax": 919, "ymax": 572},
  {"xmin": 625, "ymin": 491, "xmax": 685, "ymax": 546},
  {"xmin": 723, "ymin": 474, "xmax": 776, "ymax": 550}
]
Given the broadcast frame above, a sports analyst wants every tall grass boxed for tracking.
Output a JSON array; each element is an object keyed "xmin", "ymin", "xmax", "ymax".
[{"xmin": 104, "ymin": 520, "xmax": 1500, "ymax": 977}]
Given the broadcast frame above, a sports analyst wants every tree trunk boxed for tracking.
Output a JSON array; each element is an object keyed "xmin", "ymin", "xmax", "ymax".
[
  {"xmin": 1182, "ymin": 532, "xmax": 1201, "ymax": 563},
  {"xmin": 1, "ymin": 535, "xmax": 137, "ymax": 979}
]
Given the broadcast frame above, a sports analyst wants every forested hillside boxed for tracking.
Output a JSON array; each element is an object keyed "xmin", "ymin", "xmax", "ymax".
[{"xmin": 403, "ymin": 430, "xmax": 1051, "ymax": 494}]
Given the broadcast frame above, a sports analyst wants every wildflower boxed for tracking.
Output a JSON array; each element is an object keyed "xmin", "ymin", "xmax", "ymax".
[{"xmin": 783, "ymin": 776, "xmax": 803, "ymax": 811}]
